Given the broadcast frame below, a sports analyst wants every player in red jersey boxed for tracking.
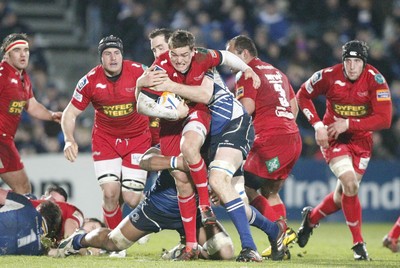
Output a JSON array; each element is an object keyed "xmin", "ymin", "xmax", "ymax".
[
  {"xmin": 383, "ymin": 216, "xmax": 400, "ymax": 253},
  {"xmin": 0, "ymin": 33, "xmax": 62, "ymax": 194},
  {"xmin": 137, "ymin": 30, "xmax": 261, "ymax": 261},
  {"xmin": 296, "ymin": 40, "xmax": 392, "ymax": 260},
  {"xmin": 227, "ymin": 35, "xmax": 301, "ymax": 258},
  {"xmin": 31, "ymin": 198, "xmax": 84, "ymax": 244},
  {"xmin": 61, "ymin": 35, "xmax": 151, "ymax": 230}
]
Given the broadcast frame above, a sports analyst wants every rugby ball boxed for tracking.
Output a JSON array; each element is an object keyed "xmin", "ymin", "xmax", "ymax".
[{"xmin": 157, "ymin": 92, "xmax": 182, "ymax": 110}]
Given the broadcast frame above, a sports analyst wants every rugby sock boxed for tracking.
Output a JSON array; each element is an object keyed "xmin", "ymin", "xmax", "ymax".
[
  {"xmin": 103, "ymin": 205, "xmax": 122, "ymax": 229},
  {"xmin": 178, "ymin": 193, "xmax": 198, "ymax": 249},
  {"xmin": 342, "ymin": 193, "xmax": 363, "ymax": 244},
  {"xmin": 249, "ymin": 206, "xmax": 281, "ymax": 240},
  {"xmin": 250, "ymin": 195, "xmax": 280, "ymax": 221},
  {"xmin": 310, "ymin": 192, "xmax": 340, "ymax": 225},
  {"xmin": 72, "ymin": 233, "xmax": 86, "ymax": 250},
  {"xmin": 272, "ymin": 203, "xmax": 286, "ymax": 219},
  {"xmin": 388, "ymin": 216, "xmax": 400, "ymax": 240},
  {"xmin": 225, "ymin": 198, "xmax": 257, "ymax": 251},
  {"xmin": 188, "ymin": 159, "xmax": 210, "ymax": 207}
]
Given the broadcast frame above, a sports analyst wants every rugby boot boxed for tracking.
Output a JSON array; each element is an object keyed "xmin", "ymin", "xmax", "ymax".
[
  {"xmin": 200, "ymin": 205, "xmax": 217, "ymax": 226},
  {"xmin": 56, "ymin": 229, "xmax": 85, "ymax": 257},
  {"xmin": 352, "ymin": 242, "xmax": 370, "ymax": 260},
  {"xmin": 297, "ymin": 206, "xmax": 317, "ymax": 248},
  {"xmin": 382, "ymin": 235, "xmax": 399, "ymax": 253},
  {"xmin": 236, "ymin": 248, "xmax": 262, "ymax": 262},
  {"xmin": 262, "ymin": 227, "xmax": 297, "ymax": 258},
  {"xmin": 173, "ymin": 246, "xmax": 200, "ymax": 261},
  {"xmin": 268, "ymin": 219, "xmax": 287, "ymax": 261}
]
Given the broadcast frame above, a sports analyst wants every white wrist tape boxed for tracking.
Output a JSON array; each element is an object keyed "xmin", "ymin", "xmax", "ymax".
[{"xmin": 313, "ymin": 121, "xmax": 325, "ymax": 131}]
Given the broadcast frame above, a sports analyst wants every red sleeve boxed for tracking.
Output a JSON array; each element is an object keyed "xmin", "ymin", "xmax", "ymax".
[
  {"xmin": 296, "ymin": 70, "xmax": 330, "ymax": 126},
  {"xmin": 349, "ymin": 88, "xmax": 392, "ymax": 131}
]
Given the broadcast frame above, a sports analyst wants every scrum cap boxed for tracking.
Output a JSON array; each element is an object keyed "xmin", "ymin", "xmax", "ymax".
[
  {"xmin": 98, "ymin": 35, "xmax": 123, "ymax": 57},
  {"xmin": 342, "ymin": 40, "xmax": 368, "ymax": 64}
]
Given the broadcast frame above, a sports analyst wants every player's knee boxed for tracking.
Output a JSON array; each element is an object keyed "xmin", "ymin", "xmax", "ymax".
[
  {"xmin": 202, "ymin": 232, "xmax": 234, "ymax": 260},
  {"xmin": 109, "ymin": 228, "xmax": 134, "ymax": 251},
  {"xmin": 121, "ymin": 178, "xmax": 145, "ymax": 193},
  {"xmin": 208, "ymin": 160, "xmax": 236, "ymax": 188}
]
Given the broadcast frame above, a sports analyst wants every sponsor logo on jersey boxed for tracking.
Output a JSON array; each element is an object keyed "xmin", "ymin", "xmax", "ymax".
[
  {"xmin": 73, "ymin": 91, "xmax": 83, "ymax": 102},
  {"xmin": 265, "ymin": 157, "xmax": 280, "ymax": 173},
  {"xmin": 376, "ymin": 89, "xmax": 391, "ymax": 101},
  {"xmin": 255, "ymin": 64, "xmax": 274, "ymax": 70},
  {"xmin": 334, "ymin": 80, "xmax": 346, "ymax": 87},
  {"xmin": 332, "ymin": 148, "xmax": 342, "ymax": 153},
  {"xmin": 10, "ymin": 78, "xmax": 18, "ymax": 84},
  {"xmin": 103, "ymin": 103, "xmax": 134, "ymax": 117},
  {"xmin": 160, "ymin": 59, "xmax": 168, "ymax": 66},
  {"xmin": 125, "ymin": 87, "xmax": 135, "ymax": 93},
  {"xmin": 131, "ymin": 63, "xmax": 141, "ymax": 68},
  {"xmin": 92, "ymin": 151, "xmax": 101, "ymax": 156},
  {"xmin": 311, "ymin": 70, "xmax": 322, "ymax": 85},
  {"xmin": 333, "ymin": 103, "xmax": 368, "ymax": 117},
  {"xmin": 95, "ymin": 83, "xmax": 106, "ymax": 89},
  {"xmin": 77, "ymin": 76, "xmax": 88, "ymax": 90},
  {"xmin": 305, "ymin": 80, "xmax": 314, "ymax": 94},
  {"xmin": 265, "ymin": 71, "xmax": 283, "ymax": 82},
  {"xmin": 357, "ymin": 91, "xmax": 368, "ymax": 97},
  {"xmin": 359, "ymin": 157, "xmax": 370, "ymax": 170},
  {"xmin": 193, "ymin": 72, "xmax": 205, "ymax": 81},
  {"xmin": 374, "ymin": 74, "xmax": 385, "ymax": 84},
  {"xmin": 8, "ymin": 100, "xmax": 27, "ymax": 114},
  {"xmin": 302, "ymin": 108, "xmax": 314, "ymax": 120},
  {"xmin": 236, "ymin": 86, "xmax": 244, "ymax": 99},
  {"xmin": 131, "ymin": 153, "xmax": 142, "ymax": 165}
]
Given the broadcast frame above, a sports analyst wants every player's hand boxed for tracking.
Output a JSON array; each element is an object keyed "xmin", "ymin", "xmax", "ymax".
[
  {"xmin": 138, "ymin": 66, "xmax": 168, "ymax": 88},
  {"xmin": 64, "ymin": 140, "xmax": 79, "ymax": 162},
  {"xmin": 176, "ymin": 99, "xmax": 189, "ymax": 119},
  {"xmin": 327, "ymin": 117, "xmax": 349, "ymax": 140},
  {"xmin": 51, "ymin": 111, "xmax": 63, "ymax": 123},
  {"xmin": 152, "ymin": 77, "xmax": 176, "ymax": 92},
  {"xmin": 315, "ymin": 126, "xmax": 329, "ymax": 149},
  {"xmin": 243, "ymin": 68, "xmax": 261, "ymax": 89}
]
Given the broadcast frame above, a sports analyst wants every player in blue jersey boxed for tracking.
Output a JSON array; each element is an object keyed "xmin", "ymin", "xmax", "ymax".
[
  {"xmin": 0, "ymin": 188, "xmax": 62, "ymax": 255},
  {"xmin": 54, "ymin": 147, "xmax": 235, "ymax": 260}
]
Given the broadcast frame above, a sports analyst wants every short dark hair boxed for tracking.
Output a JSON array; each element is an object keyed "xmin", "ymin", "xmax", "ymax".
[
  {"xmin": 1, "ymin": 33, "xmax": 29, "ymax": 55},
  {"xmin": 148, "ymin": 28, "xmax": 173, "ymax": 43},
  {"xmin": 37, "ymin": 200, "xmax": 62, "ymax": 241},
  {"xmin": 169, "ymin": 30, "xmax": 195, "ymax": 50},
  {"xmin": 85, "ymin": 217, "xmax": 106, "ymax": 228},
  {"xmin": 228, "ymin": 35, "xmax": 258, "ymax": 57},
  {"xmin": 45, "ymin": 185, "xmax": 68, "ymax": 202}
]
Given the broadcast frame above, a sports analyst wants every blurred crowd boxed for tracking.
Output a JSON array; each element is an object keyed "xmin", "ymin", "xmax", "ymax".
[{"xmin": 2, "ymin": 0, "xmax": 400, "ymax": 159}]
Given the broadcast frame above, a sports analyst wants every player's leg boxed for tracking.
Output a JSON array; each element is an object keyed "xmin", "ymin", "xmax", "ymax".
[
  {"xmin": 208, "ymin": 147, "xmax": 260, "ymax": 262},
  {"xmin": 0, "ymin": 139, "xmax": 31, "ymax": 194},
  {"xmin": 180, "ymin": 112, "xmax": 215, "ymax": 225},
  {"xmin": 0, "ymin": 169, "xmax": 31, "ymax": 194},
  {"xmin": 94, "ymin": 158, "xmax": 123, "ymax": 229},
  {"xmin": 383, "ymin": 216, "xmax": 400, "ymax": 253},
  {"xmin": 197, "ymin": 221, "xmax": 234, "ymax": 260}
]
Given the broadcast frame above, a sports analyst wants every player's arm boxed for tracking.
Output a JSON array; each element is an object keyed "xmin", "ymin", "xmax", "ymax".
[
  {"xmin": 61, "ymin": 103, "xmax": 83, "ymax": 162},
  {"xmin": 135, "ymin": 66, "xmax": 168, "ymax": 99},
  {"xmin": 239, "ymin": 97, "xmax": 255, "ymax": 115},
  {"xmin": 137, "ymin": 91, "xmax": 188, "ymax": 120},
  {"xmin": 220, "ymin": 50, "xmax": 260, "ymax": 89},
  {"xmin": 139, "ymin": 147, "xmax": 189, "ymax": 172},
  {"xmin": 297, "ymin": 77, "xmax": 329, "ymax": 148},
  {"xmin": 152, "ymin": 75, "xmax": 214, "ymax": 104},
  {"xmin": 26, "ymin": 97, "xmax": 62, "ymax": 123}
]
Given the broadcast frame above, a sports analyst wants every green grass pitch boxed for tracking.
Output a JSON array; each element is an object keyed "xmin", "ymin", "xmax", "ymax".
[{"xmin": 1, "ymin": 221, "xmax": 398, "ymax": 267}]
